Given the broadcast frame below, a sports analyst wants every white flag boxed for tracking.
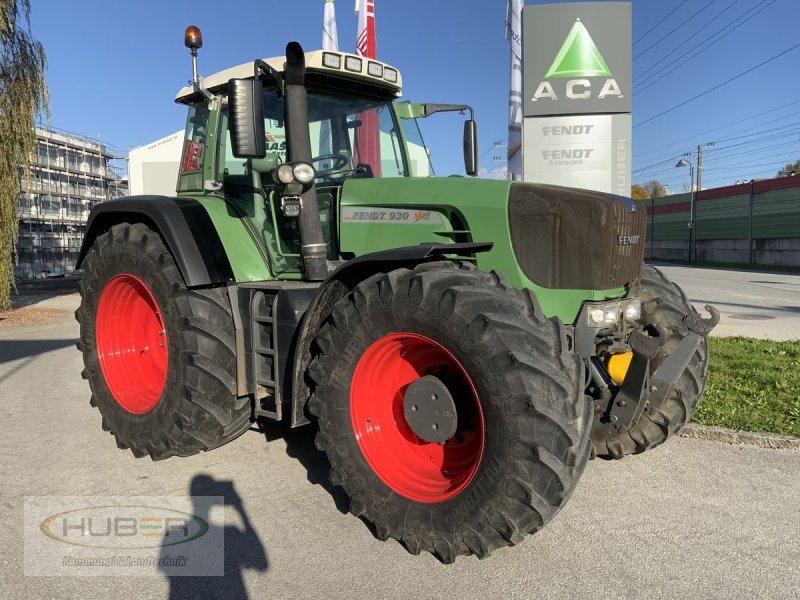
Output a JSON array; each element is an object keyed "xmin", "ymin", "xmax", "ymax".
[
  {"xmin": 320, "ymin": 1, "xmax": 339, "ymax": 158},
  {"xmin": 323, "ymin": 0, "xmax": 339, "ymax": 51},
  {"xmin": 506, "ymin": 0, "xmax": 523, "ymax": 180}
]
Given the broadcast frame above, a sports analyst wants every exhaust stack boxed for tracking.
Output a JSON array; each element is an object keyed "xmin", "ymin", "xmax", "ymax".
[{"xmin": 283, "ymin": 42, "xmax": 328, "ymax": 281}]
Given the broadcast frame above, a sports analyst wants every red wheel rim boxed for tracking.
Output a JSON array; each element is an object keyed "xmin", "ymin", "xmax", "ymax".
[
  {"xmin": 350, "ymin": 333, "xmax": 485, "ymax": 503},
  {"xmin": 95, "ymin": 274, "xmax": 168, "ymax": 414}
]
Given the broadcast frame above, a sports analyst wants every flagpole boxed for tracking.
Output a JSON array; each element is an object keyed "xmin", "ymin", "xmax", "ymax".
[
  {"xmin": 506, "ymin": 0, "xmax": 523, "ymax": 181},
  {"xmin": 323, "ymin": 0, "xmax": 339, "ymax": 51}
]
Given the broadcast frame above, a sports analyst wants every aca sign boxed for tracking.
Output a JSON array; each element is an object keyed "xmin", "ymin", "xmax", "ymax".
[{"xmin": 523, "ymin": 3, "xmax": 631, "ymax": 117}]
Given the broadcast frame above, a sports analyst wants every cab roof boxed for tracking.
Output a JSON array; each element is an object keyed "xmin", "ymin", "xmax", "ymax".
[{"xmin": 175, "ymin": 49, "xmax": 403, "ymax": 103}]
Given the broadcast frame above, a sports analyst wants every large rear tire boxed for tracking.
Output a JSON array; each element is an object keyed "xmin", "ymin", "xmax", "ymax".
[
  {"xmin": 76, "ymin": 222, "xmax": 251, "ymax": 460},
  {"xmin": 591, "ymin": 265, "xmax": 709, "ymax": 459},
  {"xmin": 307, "ymin": 262, "xmax": 591, "ymax": 562}
]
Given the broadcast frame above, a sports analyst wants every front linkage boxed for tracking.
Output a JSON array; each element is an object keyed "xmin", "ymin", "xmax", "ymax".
[
  {"xmin": 602, "ymin": 305, "xmax": 719, "ymax": 437},
  {"xmin": 586, "ymin": 265, "xmax": 719, "ymax": 459}
]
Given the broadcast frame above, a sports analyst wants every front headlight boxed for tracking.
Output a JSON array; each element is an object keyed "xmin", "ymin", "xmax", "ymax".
[
  {"xmin": 604, "ymin": 305, "xmax": 619, "ymax": 323},
  {"xmin": 293, "ymin": 162, "xmax": 315, "ymax": 184},
  {"xmin": 586, "ymin": 297, "xmax": 642, "ymax": 326},
  {"xmin": 276, "ymin": 164, "xmax": 295, "ymax": 184},
  {"xmin": 589, "ymin": 308, "xmax": 606, "ymax": 325},
  {"xmin": 624, "ymin": 298, "xmax": 642, "ymax": 321}
]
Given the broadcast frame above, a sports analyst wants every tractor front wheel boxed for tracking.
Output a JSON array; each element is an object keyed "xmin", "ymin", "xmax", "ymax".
[
  {"xmin": 590, "ymin": 265, "xmax": 709, "ymax": 459},
  {"xmin": 307, "ymin": 262, "xmax": 591, "ymax": 562},
  {"xmin": 76, "ymin": 222, "xmax": 251, "ymax": 459}
]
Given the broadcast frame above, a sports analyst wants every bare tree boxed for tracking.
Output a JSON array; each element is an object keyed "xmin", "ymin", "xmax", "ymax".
[
  {"xmin": 644, "ymin": 180, "xmax": 668, "ymax": 198},
  {"xmin": 1, "ymin": 0, "xmax": 49, "ymax": 309}
]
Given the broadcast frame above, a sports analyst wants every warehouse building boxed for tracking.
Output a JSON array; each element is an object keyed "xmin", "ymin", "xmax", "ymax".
[{"xmin": 15, "ymin": 127, "xmax": 122, "ymax": 280}]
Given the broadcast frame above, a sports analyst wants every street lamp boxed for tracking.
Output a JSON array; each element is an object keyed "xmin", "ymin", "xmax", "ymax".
[{"xmin": 676, "ymin": 159, "xmax": 695, "ymax": 262}]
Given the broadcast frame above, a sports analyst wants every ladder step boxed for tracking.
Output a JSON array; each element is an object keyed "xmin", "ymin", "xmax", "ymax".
[
  {"xmin": 254, "ymin": 316, "xmax": 273, "ymax": 323},
  {"xmin": 254, "ymin": 346, "xmax": 275, "ymax": 356}
]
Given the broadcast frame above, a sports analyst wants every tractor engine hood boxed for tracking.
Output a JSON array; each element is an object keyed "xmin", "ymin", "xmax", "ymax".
[{"xmin": 507, "ymin": 182, "xmax": 646, "ymax": 290}]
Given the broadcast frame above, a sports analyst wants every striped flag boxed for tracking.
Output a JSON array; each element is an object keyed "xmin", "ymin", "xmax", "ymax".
[
  {"xmin": 355, "ymin": 0, "xmax": 376, "ymax": 58},
  {"xmin": 323, "ymin": 0, "xmax": 339, "ymax": 51},
  {"xmin": 354, "ymin": 0, "xmax": 380, "ymax": 176},
  {"xmin": 506, "ymin": 0, "xmax": 523, "ymax": 180}
]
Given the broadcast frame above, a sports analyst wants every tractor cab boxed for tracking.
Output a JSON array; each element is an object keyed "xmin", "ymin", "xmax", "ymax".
[{"xmin": 174, "ymin": 48, "xmax": 476, "ymax": 276}]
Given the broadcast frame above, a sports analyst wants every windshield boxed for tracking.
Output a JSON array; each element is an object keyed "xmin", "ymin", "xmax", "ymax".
[
  {"xmin": 396, "ymin": 105, "xmax": 435, "ymax": 177},
  {"xmin": 221, "ymin": 91, "xmax": 416, "ymax": 184}
]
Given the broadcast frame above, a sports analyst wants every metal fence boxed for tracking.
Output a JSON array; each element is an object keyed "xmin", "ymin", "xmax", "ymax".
[{"xmin": 644, "ymin": 175, "xmax": 800, "ymax": 266}]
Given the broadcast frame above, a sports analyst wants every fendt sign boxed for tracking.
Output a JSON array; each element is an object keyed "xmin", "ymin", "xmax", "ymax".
[
  {"xmin": 521, "ymin": 2, "xmax": 631, "ymax": 196},
  {"xmin": 523, "ymin": 3, "xmax": 631, "ymax": 117}
]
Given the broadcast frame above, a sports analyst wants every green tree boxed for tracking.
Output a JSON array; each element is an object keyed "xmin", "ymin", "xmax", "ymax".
[
  {"xmin": 1, "ymin": 0, "xmax": 49, "ymax": 310},
  {"xmin": 776, "ymin": 160, "xmax": 800, "ymax": 178},
  {"xmin": 631, "ymin": 184, "xmax": 648, "ymax": 200}
]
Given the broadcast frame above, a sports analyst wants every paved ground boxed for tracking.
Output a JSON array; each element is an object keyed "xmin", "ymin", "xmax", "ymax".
[
  {"xmin": 653, "ymin": 263, "xmax": 800, "ymax": 341},
  {"xmin": 0, "ymin": 282, "xmax": 798, "ymax": 599}
]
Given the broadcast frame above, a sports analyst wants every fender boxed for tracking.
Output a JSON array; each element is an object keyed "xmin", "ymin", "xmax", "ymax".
[
  {"xmin": 290, "ymin": 242, "xmax": 493, "ymax": 427},
  {"xmin": 76, "ymin": 196, "xmax": 234, "ymax": 287}
]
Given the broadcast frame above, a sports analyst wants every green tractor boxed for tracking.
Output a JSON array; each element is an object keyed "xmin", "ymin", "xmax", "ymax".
[{"xmin": 75, "ymin": 28, "xmax": 718, "ymax": 562}]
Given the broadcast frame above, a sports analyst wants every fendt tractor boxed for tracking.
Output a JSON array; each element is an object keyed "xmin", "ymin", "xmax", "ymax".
[{"xmin": 76, "ymin": 27, "xmax": 719, "ymax": 561}]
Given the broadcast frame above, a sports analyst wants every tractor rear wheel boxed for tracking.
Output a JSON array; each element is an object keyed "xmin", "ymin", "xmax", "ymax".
[
  {"xmin": 76, "ymin": 222, "xmax": 251, "ymax": 459},
  {"xmin": 591, "ymin": 265, "xmax": 709, "ymax": 459},
  {"xmin": 307, "ymin": 262, "xmax": 591, "ymax": 562}
]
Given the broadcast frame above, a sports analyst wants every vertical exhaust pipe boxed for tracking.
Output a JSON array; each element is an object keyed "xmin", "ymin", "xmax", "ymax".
[{"xmin": 283, "ymin": 42, "xmax": 328, "ymax": 281}]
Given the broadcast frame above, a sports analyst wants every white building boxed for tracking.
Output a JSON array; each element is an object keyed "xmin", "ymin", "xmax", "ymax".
[
  {"xmin": 15, "ymin": 128, "xmax": 122, "ymax": 279},
  {"xmin": 128, "ymin": 131, "xmax": 183, "ymax": 197}
]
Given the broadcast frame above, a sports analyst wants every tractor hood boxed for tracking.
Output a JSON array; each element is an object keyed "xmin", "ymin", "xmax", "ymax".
[
  {"xmin": 507, "ymin": 183, "xmax": 646, "ymax": 291},
  {"xmin": 338, "ymin": 177, "xmax": 644, "ymax": 322}
]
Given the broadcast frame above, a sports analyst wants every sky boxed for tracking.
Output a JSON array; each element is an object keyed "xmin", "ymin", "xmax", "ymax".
[{"xmin": 29, "ymin": 0, "xmax": 800, "ymax": 192}]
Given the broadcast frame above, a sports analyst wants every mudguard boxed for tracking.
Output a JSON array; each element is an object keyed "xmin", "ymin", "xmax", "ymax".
[{"xmin": 76, "ymin": 196, "xmax": 234, "ymax": 287}]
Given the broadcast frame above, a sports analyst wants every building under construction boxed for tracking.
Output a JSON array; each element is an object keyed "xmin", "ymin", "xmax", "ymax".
[{"xmin": 15, "ymin": 127, "xmax": 123, "ymax": 280}]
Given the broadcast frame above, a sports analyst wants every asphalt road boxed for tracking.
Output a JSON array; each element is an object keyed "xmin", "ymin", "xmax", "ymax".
[
  {"xmin": 1, "ymin": 292, "xmax": 799, "ymax": 599},
  {"xmin": 652, "ymin": 263, "xmax": 800, "ymax": 341}
]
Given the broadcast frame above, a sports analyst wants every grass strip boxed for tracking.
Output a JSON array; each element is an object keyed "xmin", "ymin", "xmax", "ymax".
[{"xmin": 694, "ymin": 337, "xmax": 800, "ymax": 437}]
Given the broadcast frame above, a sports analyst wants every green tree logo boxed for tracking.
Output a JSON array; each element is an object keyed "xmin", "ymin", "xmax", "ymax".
[{"xmin": 545, "ymin": 18, "xmax": 612, "ymax": 79}]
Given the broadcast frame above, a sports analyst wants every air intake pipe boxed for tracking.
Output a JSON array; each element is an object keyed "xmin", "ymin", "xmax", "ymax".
[{"xmin": 283, "ymin": 42, "xmax": 328, "ymax": 281}]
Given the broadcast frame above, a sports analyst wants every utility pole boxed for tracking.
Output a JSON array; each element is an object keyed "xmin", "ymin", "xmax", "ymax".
[
  {"xmin": 697, "ymin": 144, "xmax": 703, "ymax": 191},
  {"xmin": 696, "ymin": 142, "xmax": 714, "ymax": 191}
]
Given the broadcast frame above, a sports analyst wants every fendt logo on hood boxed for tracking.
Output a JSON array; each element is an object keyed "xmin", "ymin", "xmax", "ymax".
[{"xmin": 532, "ymin": 18, "xmax": 623, "ymax": 103}]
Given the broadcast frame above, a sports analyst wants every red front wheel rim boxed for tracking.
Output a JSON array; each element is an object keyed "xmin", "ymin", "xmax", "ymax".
[
  {"xmin": 95, "ymin": 274, "xmax": 168, "ymax": 414},
  {"xmin": 350, "ymin": 333, "xmax": 485, "ymax": 503}
]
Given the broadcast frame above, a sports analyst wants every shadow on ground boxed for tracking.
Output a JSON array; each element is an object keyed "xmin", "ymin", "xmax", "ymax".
[
  {"xmin": 161, "ymin": 474, "xmax": 268, "ymax": 600},
  {"xmin": 254, "ymin": 418, "xmax": 350, "ymax": 514},
  {"xmin": 11, "ymin": 275, "xmax": 81, "ymax": 308},
  {"xmin": 0, "ymin": 339, "xmax": 77, "ymax": 364}
]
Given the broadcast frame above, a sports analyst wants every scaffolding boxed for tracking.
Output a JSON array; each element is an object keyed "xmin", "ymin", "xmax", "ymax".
[{"xmin": 14, "ymin": 127, "xmax": 124, "ymax": 280}]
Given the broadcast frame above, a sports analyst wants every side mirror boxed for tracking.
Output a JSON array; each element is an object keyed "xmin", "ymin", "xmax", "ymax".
[
  {"xmin": 228, "ymin": 78, "xmax": 265, "ymax": 158},
  {"xmin": 463, "ymin": 119, "xmax": 478, "ymax": 176}
]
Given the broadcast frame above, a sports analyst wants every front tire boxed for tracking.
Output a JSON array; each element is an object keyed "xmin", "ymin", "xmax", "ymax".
[
  {"xmin": 591, "ymin": 265, "xmax": 709, "ymax": 459},
  {"xmin": 76, "ymin": 222, "xmax": 251, "ymax": 460},
  {"xmin": 307, "ymin": 262, "xmax": 591, "ymax": 562}
]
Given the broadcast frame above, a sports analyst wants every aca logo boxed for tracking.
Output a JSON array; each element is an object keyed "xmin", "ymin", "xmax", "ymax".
[{"xmin": 531, "ymin": 18, "xmax": 623, "ymax": 103}]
